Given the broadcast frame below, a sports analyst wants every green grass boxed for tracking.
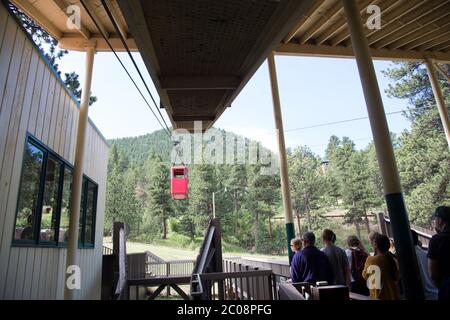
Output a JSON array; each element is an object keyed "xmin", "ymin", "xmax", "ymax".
[
  {"xmin": 103, "ymin": 231, "xmax": 288, "ymax": 261},
  {"xmin": 103, "ymin": 215, "xmax": 377, "ymax": 261}
]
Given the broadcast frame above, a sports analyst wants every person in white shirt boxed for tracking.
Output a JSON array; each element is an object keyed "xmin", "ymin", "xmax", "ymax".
[{"xmin": 411, "ymin": 230, "xmax": 438, "ymax": 300}]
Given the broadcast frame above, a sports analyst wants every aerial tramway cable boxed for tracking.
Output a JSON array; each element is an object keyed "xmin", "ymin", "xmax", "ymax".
[
  {"xmin": 79, "ymin": 0, "xmax": 171, "ymax": 138},
  {"xmin": 79, "ymin": 0, "xmax": 186, "ymax": 166},
  {"xmin": 100, "ymin": 0, "xmax": 172, "ymax": 136}
]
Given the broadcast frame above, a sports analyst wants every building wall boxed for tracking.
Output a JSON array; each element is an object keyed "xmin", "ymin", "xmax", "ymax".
[{"xmin": 0, "ymin": 3, "xmax": 109, "ymax": 300}]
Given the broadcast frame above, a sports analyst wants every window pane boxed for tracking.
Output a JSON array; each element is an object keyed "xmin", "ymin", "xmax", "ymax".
[
  {"xmin": 15, "ymin": 141, "xmax": 44, "ymax": 241},
  {"xmin": 84, "ymin": 182, "xmax": 97, "ymax": 246},
  {"xmin": 58, "ymin": 167, "xmax": 72, "ymax": 243},
  {"xmin": 39, "ymin": 156, "xmax": 61, "ymax": 242},
  {"xmin": 78, "ymin": 178, "xmax": 86, "ymax": 244}
]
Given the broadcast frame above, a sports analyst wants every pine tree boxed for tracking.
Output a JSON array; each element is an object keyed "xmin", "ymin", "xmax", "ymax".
[
  {"xmin": 226, "ymin": 165, "xmax": 248, "ymax": 235},
  {"xmin": 105, "ymin": 154, "xmax": 140, "ymax": 235},
  {"xmin": 288, "ymin": 146, "xmax": 324, "ymax": 231},
  {"xmin": 187, "ymin": 163, "xmax": 217, "ymax": 231},
  {"xmin": 145, "ymin": 155, "xmax": 172, "ymax": 239},
  {"xmin": 384, "ymin": 62, "xmax": 450, "ymax": 228},
  {"xmin": 244, "ymin": 163, "xmax": 280, "ymax": 253}
]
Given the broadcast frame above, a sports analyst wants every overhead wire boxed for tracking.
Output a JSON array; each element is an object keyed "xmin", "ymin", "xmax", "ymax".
[
  {"xmin": 285, "ymin": 105, "xmax": 430, "ymax": 133},
  {"xmin": 100, "ymin": 0, "xmax": 172, "ymax": 135},
  {"xmin": 78, "ymin": 0, "xmax": 171, "ymax": 139},
  {"xmin": 80, "ymin": 0, "xmax": 186, "ymax": 165}
]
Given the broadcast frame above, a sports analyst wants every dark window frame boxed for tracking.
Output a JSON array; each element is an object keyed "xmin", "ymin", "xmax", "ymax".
[
  {"xmin": 12, "ymin": 133, "xmax": 98, "ymax": 249},
  {"xmin": 78, "ymin": 176, "xmax": 98, "ymax": 249}
]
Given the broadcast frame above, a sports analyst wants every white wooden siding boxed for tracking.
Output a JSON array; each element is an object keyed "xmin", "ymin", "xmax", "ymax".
[{"xmin": 0, "ymin": 3, "xmax": 109, "ymax": 300}]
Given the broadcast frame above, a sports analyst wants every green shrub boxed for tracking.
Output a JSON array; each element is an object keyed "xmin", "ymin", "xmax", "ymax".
[{"xmin": 169, "ymin": 218, "xmax": 180, "ymax": 233}]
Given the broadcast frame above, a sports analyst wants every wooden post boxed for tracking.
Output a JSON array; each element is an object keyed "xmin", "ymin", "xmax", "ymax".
[
  {"xmin": 425, "ymin": 58, "xmax": 450, "ymax": 149},
  {"xmin": 212, "ymin": 218, "xmax": 224, "ymax": 299},
  {"xmin": 212, "ymin": 192, "xmax": 216, "ymax": 219},
  {"xmin": 166, "ymin": 262, "xmax": 171, "ymax": 297},
  {"xmin": 343, "ymin": 0, "xmax": 424, "ymax": 300},
  {"xmin": 64, "ymin": 47, "xmax": 95, "ymax": 300},
  {"xmin": 267, "ymin": 52, "xmax": 295, "ymax": 263},
  {"xmin": 377, "ymin": 212, "xmax": 388, "ymax": 235}
]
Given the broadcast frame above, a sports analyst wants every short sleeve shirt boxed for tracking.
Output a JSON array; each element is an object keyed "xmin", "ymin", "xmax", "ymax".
[{"xmin": 428, "ymin": 230, "xmax": 450, "ymax": 286}]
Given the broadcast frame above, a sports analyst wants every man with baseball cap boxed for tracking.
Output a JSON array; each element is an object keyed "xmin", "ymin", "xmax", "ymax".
[{"xmin": 428, "ymin": 206, "xmax": 450, "ymax": 300}]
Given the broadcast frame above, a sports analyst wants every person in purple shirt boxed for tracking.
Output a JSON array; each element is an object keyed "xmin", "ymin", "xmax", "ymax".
[{"xmin": 291, "ymin": 231, "xmax": 334, "ymax": 285}]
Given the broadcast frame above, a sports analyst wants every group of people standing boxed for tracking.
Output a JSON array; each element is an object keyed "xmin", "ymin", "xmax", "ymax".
[{"xmin": 289, "ymin": 206, "xmax": 450, "ymax": 300}]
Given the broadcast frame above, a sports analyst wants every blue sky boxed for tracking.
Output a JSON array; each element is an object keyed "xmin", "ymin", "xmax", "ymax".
[{"xmin": 57, "ymin": 51, "xmax": 411, "ymax": 157}]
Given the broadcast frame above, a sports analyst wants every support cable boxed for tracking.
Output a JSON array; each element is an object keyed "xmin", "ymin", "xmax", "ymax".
[
  {"xmin": 79, "ymin": 0, "xmax": 171, "ymax": 139},
  {"xmin": 80, "ymin": 0, "xmax": 186, "ymax": 165}
]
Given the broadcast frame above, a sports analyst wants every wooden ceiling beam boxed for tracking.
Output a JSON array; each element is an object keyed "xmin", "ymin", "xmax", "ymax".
[
  {"xmin": 297, "ymin": 1, "xmax": 342, "ymax": 45},
  {"xmin": 283, "ymin": 0, "xmax": 325, "ymax": 44},
  {"xmin": 103, "ymin": 0, "xmax": 128, "ymax": 40},
  {"xmin": 431, "ymin": 40, "xmax": 450, "ymax": 53},
  {"xmin": 315, "ymin": 0, "xmax": 374, "ymax": 45},
  {"xmin": 367, "ymin": 0, "xmax": 449, "ymax": 46},
  {"xmin": 11, "ymin": 0, "xmax": 63, "ymax": 39},
  {"xmin": 275, "ymin": 42, "xmax": 450, "ymax": 63},
  {"xmin": 117, "ymin": 0, "xmax": 174, "ymax": 125},
  {"xmin": 81, "ymin": 0, "xmax": 110, "ymax": 39},
  {"xmin": 52, "ymin": 0, "xmax": 91, "ymax": 39},
  {"xmin": 329, "ymin": 0, "xmax": 400, "ymax": 46},
  {"xmin": 404, "ymin": 24, "xmax": 450, "ymax": 50},
  {"xmin": 375, "ymin": 3, "xmax": 450, "ymax": 49},
  {"xmin": 58, "ymin": 35, "xmax": 137, "ymax": 51},
  {"xmin": 417, "ymin": 34, "xmax": 450, "ymax": 52},
  {"xmin": 388, "ymin": 15, "xmax": 450, "ymax": 49}
]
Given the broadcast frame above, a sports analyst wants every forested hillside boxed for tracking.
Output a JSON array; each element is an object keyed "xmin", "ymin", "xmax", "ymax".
[{"xmin": 105, "ymin": 62, "xmax": 450, "ymax": 255}]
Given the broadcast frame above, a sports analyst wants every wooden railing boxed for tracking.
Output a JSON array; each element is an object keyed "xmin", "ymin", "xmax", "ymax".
[
  {"xmin": 113, "ymin": 222, "xmax": 128, "ymax": 299},
  {"xmin": 145, "ymin": 250, "xmax": 165, "ymax": 263},
  {"xmin": 221, "ymin": 259, "xmax": 277, "ymax": 300},
  {"xmin": 103, "ymin": 245, "xmax": 113, "ymax": 255},
  {"xmin": 377, "ymin": 212, "xmax": 434, "ymax": 248},
  {"xmin": 146, "ymin": 259, "xmax": 196, "ymax": 277},
  {"xmin": 194, "ymin": 269, "xmax": 276, "ymax": 300},
  {"xmin": 191, "ymin": 218, "xmax": 223, "ymax": 300}
]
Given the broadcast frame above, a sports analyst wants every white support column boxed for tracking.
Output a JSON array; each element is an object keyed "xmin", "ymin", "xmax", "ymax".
[
  {"xmin": 267, "ymin": 53, "xmax": 295, "ymax": 263},
  {"xmin": 343, "ymin": 0, "xmax": 424, "ymax": 300},
  {"xmin": 425, "ymin": 59, "xmax": 450, "ymax": 149},
  {"xmin": 64, "ymin": 46, "xmax": 95, "ymax": 300}
]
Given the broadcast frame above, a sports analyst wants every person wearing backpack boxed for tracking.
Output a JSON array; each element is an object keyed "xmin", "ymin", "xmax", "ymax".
[{"xmin": 346, "ymin": 235, "xmax": 369, "ymax": 296}]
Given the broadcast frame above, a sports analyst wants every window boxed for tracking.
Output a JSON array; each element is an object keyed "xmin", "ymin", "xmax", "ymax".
[
  {"xmin": 40, "ymin": 155, "xmax": 61, "ymax": 243},
  {"xmin": 13, "ymin": 134, "xmax": 98, "ymax": 248},
  {"xmin": 14, "ymin": 142, "xmax": 44, "ymax": 242},
  {"xmin": 58, "ymin": 167, "xmax": 72, "ymax": 243},
  {"xmin": 79, "ymin": 178, "xmax": 97, "ymax": 248}
]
